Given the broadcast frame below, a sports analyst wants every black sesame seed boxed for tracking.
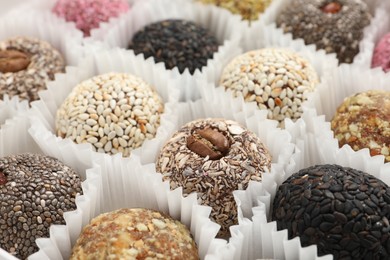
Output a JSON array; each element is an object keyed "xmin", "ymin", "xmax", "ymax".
[
  {"xmin": 128, "ymin": 19, "xmax": 219, "ymax": 74},
  {"xmin": 272, "ymin": 164, "xmax": 390, "ymax": 259}
]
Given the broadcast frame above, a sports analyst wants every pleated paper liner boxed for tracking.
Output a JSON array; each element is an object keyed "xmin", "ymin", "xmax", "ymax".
[
  {"xmin": 190, "ymin": 107, "xmax": 332, "ymax": 259},
  {"xmin": 29, "ymin": 47, "xmax": 180, "ymax": 168},
  {"xmin": 0, "ymin": 2, "xmax": 85, "ymax": 67},
  {"xmin": 303, "ymin": 62, "xmax": 390, "ymax": 124},
  {"xmin": 209, "ymin": 111, "xmax": 388, "ymax": 260},
  {"xmin": 0, "ymin": 103, "xmax": 100, "ymax": 260},
  {"xmin": 15, "ymin": 0, "xmax": 132, "ymax": 45},
  {"xmin": 87, "ymin": 0, "xmax": 244, "ymax": 102},
  {"xmin": 351, "ymin": 8, "xmax": 390, "ymax": 68},
  {"xmin": 247, "ymin": 0, "xmax": 383, "ymax": 68},
  {"xmin": 29, "ymin": 84, "xmax": 301, "ymax": 260}
]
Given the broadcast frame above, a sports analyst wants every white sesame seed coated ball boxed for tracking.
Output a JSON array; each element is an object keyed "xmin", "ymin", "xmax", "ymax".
[
  {"xmin": 220, "ymin": 48, "xmax": 319, "ymax": 127},
  {"xmin": 55, "ymin": 72, "xmax": 164, "ymax": 157}
]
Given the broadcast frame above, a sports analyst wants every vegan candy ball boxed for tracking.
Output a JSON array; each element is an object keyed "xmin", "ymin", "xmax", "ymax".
[{"xmin": 156, "ymin": 118, "xmax": 271, "ymax": 237}]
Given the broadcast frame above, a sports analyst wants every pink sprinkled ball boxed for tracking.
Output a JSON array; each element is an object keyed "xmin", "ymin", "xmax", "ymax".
[
  {"xmin": 52, "ymin": 0, "xmax": 129, "ymax": 37},
  {"xmin": 371, "ymin": 32, "xmax": 390, "ymax": 73}
]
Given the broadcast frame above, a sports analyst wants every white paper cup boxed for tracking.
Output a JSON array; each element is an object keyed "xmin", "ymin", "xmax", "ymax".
[{"xmin": 88, "ymin": 0, "xmax": 244, "ymax": 101}]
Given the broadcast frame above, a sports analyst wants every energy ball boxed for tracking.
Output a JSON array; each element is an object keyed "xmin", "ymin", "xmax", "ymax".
[
  {"xmin": 128, "ymin": 19, "xmax": 219, "ymax": 75},
  {"xmin": 52, "ymin": 0, "xmax": 129, "ymax": 37},
  {"xmin": 0, "ymin": 153, "xmax": 82, "ymax": 259},
  {"xmin": 156, "ymin": 118, "xmax": 271, "ymax": 237},
  {"xmin": 276, "ymin": 0, "xmax": 371, "ymax": 64},
  {"xmin": 220, "ymin": 48, "xmax": 318, "ymax": 127},
  {"xmin": 56, "ymin": 73, "xmax": 164, "ymax": 157},
  {"xmin": 70, "ymin": 208, "xmax": 199, "ymax": 259},
  {"xmin": 198, "ymin": 0, "xmax": 273, "ymax": 21},
  {"xmin": 371, "ymin": 32, "xmax": 390, "ymax": 73},
  {"xmin": 273, "ymin": 164, "xmax": 390, "ymax": 259},
  {"xmin": 331, "ymin": 90, "xmax": 390, "ymax": 163},
  {"xmin": 0, "ymin": 36, "xmax": 65, "ymax": 103}
]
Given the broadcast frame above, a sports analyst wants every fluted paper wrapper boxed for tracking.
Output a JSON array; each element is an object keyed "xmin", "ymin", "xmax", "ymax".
[
  {"xmin": 353, "ymin": 8, "xmax": 390, "ymax": 68},
  {"xmin": 0, "ymin": 2, "xmax": 85, "ymax": 66},
  {"xmin": 153, "ymin": 93, "xmax": 300, "ymax": 259},
  {"xmin": 295, "ymin": 63, "xmax": 390, "ymax": 172},
  {"xmin": 88, "ymin": 0, "xmax": 244, "ymax": 101},
  {"xmin": 173, "ymin": 96, "xmax": 331, "ymax": 259},
  {"xmin": 246, "ymin": 0, "xmax": 382, "ymax": 68},
  {"xmin": 28, "ymin": 83, "xmax": 301, "ymax": 259},
  {"xmin": 0, "ymin": 99, "xmax": 100, "ymax": 260},
  {"xmin": 29, "ymin": 47, "xmax": 179, "ymax": 167}
]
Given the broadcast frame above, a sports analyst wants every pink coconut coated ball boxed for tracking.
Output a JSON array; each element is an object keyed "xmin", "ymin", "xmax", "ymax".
[
  {"xmin": 371, "ymin": 32, "xmax": 390, "ymax": 73},
  {"xmin": 52, "ymin": 0, "xmax": 129, "ymax": 37}
]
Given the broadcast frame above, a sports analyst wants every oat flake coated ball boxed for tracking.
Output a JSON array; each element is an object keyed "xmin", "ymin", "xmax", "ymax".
[
  {"xmin": 0, "ymin": 36, "xmax": 65, "ymax": 103},
  {"xmin": 276, "ymin": 0, "xmax": 371, "ymax": 64},
  {"xmin": 70, "ymin": 208, "xmax": 199, "ymax": 259},
  {"xmin": 198, "ymin": 0, "xmax": 273, "ymax": 21},
  {"xmin": 56, "ymin": 73, "xmax": 164, "ymax": 157},
  {"xmin": 220, "ymin": 48, "xmax": 319, "ymax": 128},
  {"xmin": 0, "ymin": 153, "xmax": 82, "ymax": 259},
  {"xmin": 273, "ymin": 164, "xmax": 390, "ymax": 259},
  {"xmin": 331, "ymin": 90, "xmax": 390, "ymax": 163},
  {"xmin": 156, "ymin": 118, "xmax": 271, "ymax": 238},
  {"xmin": 52, "ymin": 0, "xmax": 129, "ymax": 37}
]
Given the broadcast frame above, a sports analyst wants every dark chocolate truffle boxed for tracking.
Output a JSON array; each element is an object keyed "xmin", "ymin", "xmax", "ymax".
[
  {"xmin": 273, "ymin": 164, "xmax": 390, "ymax": 259},
  {"xmin": 128, "ymin": 19, "xmax": 219, "ymax": 74},
  {"xmin": 156, "ymin": 118, "xmax": 271, "ymax": 237},
  {"xmin": 0, "ymin": 36, "xmax": 65, "ymax": 103},
  {"xmin": 70, "ymin": 208, "xmax": 199, "ymax": 259},
  {"xmin": 0, "ymin": 153, "xmax": 82, "ymax": 259},
  {"xmin": 331, "ymin": 90, "xmax": 390, "ymax": 163},
  {"xmin": 276, "ymin": 0, "xmax": 371, "ymax": 63}
]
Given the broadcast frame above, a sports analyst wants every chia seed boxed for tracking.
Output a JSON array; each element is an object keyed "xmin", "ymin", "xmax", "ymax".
[
  {"xmin": 0, "ymin": 153, "xmax": 83, "ymax": 259},
  {"xmin": 276, "ymin": 0, "xmax": 371, "ymax": 64}
]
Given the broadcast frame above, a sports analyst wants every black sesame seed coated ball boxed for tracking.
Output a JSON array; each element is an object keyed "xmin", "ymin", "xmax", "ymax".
[
  {"xmin": 0, "ymin": 153, "xmax": 83, "ymax": 259},
  {"xmin": 128, "ymin": 19, "xmax": 219, "ymax": 74},
  {"xmin": 272, "ymin": 164, "xmax": 390, "ymax": 259},
  {"xmin": 276, "ymin": 0, "xmax": 371, "ymax": 64}
]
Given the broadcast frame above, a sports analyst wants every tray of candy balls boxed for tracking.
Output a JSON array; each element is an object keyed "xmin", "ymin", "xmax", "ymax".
[{"xmin": 0, "ymin": 0, "xmax": 389, "ymax": 259}]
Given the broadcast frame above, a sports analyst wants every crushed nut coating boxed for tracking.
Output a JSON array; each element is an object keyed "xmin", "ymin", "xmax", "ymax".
[
  {"xmin": 331, "ymin": 90, "xmax": 390, "ymax": 163},
  {"xmin": 71, "ymin": 208, "xmax": 199, "ymax": 259}
]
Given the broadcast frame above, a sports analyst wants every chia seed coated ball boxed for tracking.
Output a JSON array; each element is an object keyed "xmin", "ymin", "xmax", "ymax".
[
  {"xmin": 331, "ymin": 90, "xmax": 390, "ymax": 163},
  {"xmin": 371, "ymin": 32, "xmax": 390, "ymax": 73},
  {"xmin": 70, "ymin": 208, "xmax": 199, "ymax": 259},
  {"xmin": 55, "ymin": 73, "xmax": 164, "ymax": 157},
  {"xmin": 276, "ymin": 0, "xmax": 371, "ymax": 64},
  {"xmin": 156, "ymin": 118, "xmax": 271, "ymax": 238},
  {"xmin": 220, "ymin": 48, "xmax": 319, "ymax": 128},
  {"xmin": 198, "ymin": 0, "xmax": 273, "ymax": 21},
  {"xmin": 0, "ymin": 153, "xmax": 83, "ymax": 259},
  {"xmin": 128, "ymin": 19, "xmax": 219, "ymax": 75},
  {"xmin": 0, "ymin": 36, "xmax": 65, "ymax": 103},
  {"xmin": 273, "ymin": 164, "xmax": 390, "ymax": 259},
  {"xmin": 52, "ymin": 0, "xmax": 129, "ymax": 37}
]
